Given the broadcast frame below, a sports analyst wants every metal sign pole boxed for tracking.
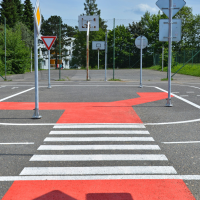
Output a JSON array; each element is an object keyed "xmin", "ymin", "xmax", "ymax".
[
  {"xmin": 113, "ymin": 18, "xmax": 115, "ymax": 80},
  {"xmin": 32, "ymin": 21, "xmax": 41, "ymax": 119},
  {"xmin": 105, "ymin": 30, "xmax": 107, "ymax": 81},
  {"xmin": 98, "ymin": 49, "xmax": 99, "ymax": 70},
  {"xmin": 31, "ymin": 48, "xmax": 32, "ymax": 73},
  {"xmin": 166, "ymin": 0, "xmax": 173, "ymax": 107},
  {"xmin": 139, "ymin": 36, "xmax": 143, "ymax": 88},
  {"xmin": 86, "ymin": 21, "xmax": 90, "ymax": 81},
  {"xmin": 162, "ymin": 43, "xmax": 164, "ymax": 71},
  {"xmin": 48, "ymin": 50, "xmax": 51, "ymax": 89},
  {"xmin": 4, "ymin": 18, "xmax": 6, "ymax": 80}
]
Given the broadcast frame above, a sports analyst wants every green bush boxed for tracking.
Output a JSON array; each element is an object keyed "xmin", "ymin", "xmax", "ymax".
[
  {"xmin": 0, "ymin": 23, "xmax": 31, "ymax": 74},
  {"xmin": 159, "ymin": 48, "xmax": 176, "ymax": 68}
]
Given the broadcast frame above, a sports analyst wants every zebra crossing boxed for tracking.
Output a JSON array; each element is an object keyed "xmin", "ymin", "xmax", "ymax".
[{"xmin": 19, "ymin": 124, "xmax": 177, "ymax": 178}]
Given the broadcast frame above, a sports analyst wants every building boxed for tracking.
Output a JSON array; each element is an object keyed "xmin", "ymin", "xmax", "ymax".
[{"xmin": 38, "ymin": 34, "xmax": 75, "ymax": 69}]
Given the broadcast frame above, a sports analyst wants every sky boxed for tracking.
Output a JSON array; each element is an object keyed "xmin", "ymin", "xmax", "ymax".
[{"xmin": 23, "ymin": 0, "xmax": 200, "ymax": 28}]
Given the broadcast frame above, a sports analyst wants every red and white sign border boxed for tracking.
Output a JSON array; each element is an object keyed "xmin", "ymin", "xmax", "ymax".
[{"xmin": 41, "ymin": 36, "xmax": 57, "ymax": 51}]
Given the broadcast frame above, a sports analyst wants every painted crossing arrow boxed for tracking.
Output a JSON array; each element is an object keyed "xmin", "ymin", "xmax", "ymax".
[
  {"xmin": 156, "ymin": 0, "xmax": 186, "ymax": 18},
  {"xmin": 41, "ymin": 36, "xmax": 57, "ymax": 51}
]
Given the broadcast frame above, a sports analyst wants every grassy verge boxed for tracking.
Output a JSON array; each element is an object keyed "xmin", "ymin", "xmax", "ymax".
[
  {"xmin": 108, "ymin": 78, "xmax": 121, "ymax": 81},
  {"xmin": 149, "ymin": 63, "xmax": 200, "ymax": 77}
]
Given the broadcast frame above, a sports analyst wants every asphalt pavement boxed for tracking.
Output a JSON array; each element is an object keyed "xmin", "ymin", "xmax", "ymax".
[{"xmin": 0, "ymin": 69, "xmax": 200, "ymax": 199}]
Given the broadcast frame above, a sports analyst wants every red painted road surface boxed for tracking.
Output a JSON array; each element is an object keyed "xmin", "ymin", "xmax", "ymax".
[
  {"xmin": 0, "ymin": 92, "xmax": 168, "ymax": 123},
  {"xmin": 1, "ymin": 92, "xmax": 196, "ymax": 199},
  {"xmin": 2, "ymin": 180, "xmax": 195, "ymax": 200}
]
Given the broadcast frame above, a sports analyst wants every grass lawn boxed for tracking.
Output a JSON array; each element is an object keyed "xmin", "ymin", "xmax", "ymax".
[{"xmin": 149, "ymin": 63, "xmax": 200, "ymax": 77}]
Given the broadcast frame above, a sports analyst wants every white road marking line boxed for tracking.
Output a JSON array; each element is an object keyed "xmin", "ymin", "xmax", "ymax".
[
  {"xmin": 30, "ymin": 154, "xmax": 168, "ymax": 161},
  {"xmin": 197, "ymin": 95, "xmax": 200, "ymax": 97},
  {"xmin": 144, "ymin": 118, "xmax": 200, "ymax": 125},
  {"xmin": 1, "ymin": 175, "xmax": 200, "ymax": 181},
  {"xmin": 53, "ymin": 124, "xmax": 145, "ymax": 129},
  {"xmin": 172, "ymin": 92, "xmax": 179, "ymax": 94},
  {"xmin": 44, "ymin": 137, "xmax": 154, "ymax": 142},
  {"xmin": 0, "ymin": 143, "xmax": 34, "ymax": 145},
  {"xmin": 155, "ymin": 87, "xmax": 200, "ymax": 109},
  {"xmin": 20, "ymin": 166, "xmax": 177, "ymax": 175},
  {"xmin": 11, "ymin": 87, "xmax": 19, "ymax": 89},
  {"xmin": 186, "ymin": 91, "xmax": 194, "ymax": 93},
  {"xmin": 38, "ymin": 145, "xmax": 160, "ymax": 150},
  {"xmin": 1, "ymin": 118, "xmax": 200, "ymax": 126},
  {"xmin": 180, "ymin": 95, "xmax": 189, "ymax": 97},
  {"xmin": 49, "ymin": 130, "xmax": 150, "ymax": 135},
  {"xmin": 162, "ymin": 141, "xmax": 200, "ymax": 144},
  {"xmin": 0, "ymin": 87, "xmax": 35, "ymax": 102},
  {"xmin": 190, "ymin": 86, "xmax": 200, "ymax": 89}
]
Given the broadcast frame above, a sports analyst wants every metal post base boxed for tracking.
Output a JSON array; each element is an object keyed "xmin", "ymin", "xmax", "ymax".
[
  {"xmin": 139, "ymin": 85, "xmax": 143, "ymax": 88},
  {"xmin": 32, "ymin": 108, "xmax": 42, "ymax": 119},
  {"xmin": 48, "ymin": 86, "xmax": 51, "ymax": 89},
  {"xmin": 166, "ymin": 99, "xmax": 173, "ymax": 107}
]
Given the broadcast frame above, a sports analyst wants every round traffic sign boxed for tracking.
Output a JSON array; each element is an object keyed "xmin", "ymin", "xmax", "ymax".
[{"xmin": 135, "ymin": 36, "xmax": 148, "ymax": 49}]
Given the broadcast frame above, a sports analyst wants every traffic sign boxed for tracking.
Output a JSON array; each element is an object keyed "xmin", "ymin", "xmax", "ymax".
[
  {"xmin": 34, "ymin": 0, "xmax": 42, "ymax": 34},
  {"xmin": 41, "ymin": 36, "xmax": 57, "ymax": 50},
  {"xmin": 135, "ymin": 36, "xmax": 148, "ymax": 49},
  {"xmin": 159, "ymin": 19, "xmax": 182, "ymax": 42},
  {"xmin": 156, "ymin": 0, "xmax": 186, "ymax": 18}
]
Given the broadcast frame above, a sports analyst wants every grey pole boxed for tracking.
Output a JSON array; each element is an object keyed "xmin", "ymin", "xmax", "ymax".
[
  {"xmin": 113, "ymin": 18, "xmax": 115, "ymax": 80},
  {"xmin": 98, "ymin": 49, "xmax": 99, "ymax": 70},
  {"xmin": 86, "ymin": 21, "xmax": 90, "ymax": 81},
  {"xmin": 32, "ymin": 21, "xmax": 42, "ymax": 119},
  {"xmin": 162, "ymin": 43, "xmax": 164, "ymax": 72},
  {"xmin": 139, "ymin": 36, "xmax": 143, "ymax": 88},
  {"xmin": 166, "ymin": 0, "xmax": 173, "ymax": 107},
  {"xmin": 48, "ymin": 50, "xmax": 51, "ymax": 89},
  {"xmin": 105, "ymin": 30, "xmax": 107, "ymax": 81},
  {"xmin": 4, "ymin": 18, "xmax": 6, "ymax": 80},
  {"xmin": 31, "ymin": 47, "xmax": 32, "ymax": 73}
]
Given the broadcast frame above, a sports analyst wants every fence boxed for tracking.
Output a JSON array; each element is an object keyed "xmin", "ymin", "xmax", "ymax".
[{"xmin": 154, "ymin": 49, "xmax": 200, "ymax": 67}]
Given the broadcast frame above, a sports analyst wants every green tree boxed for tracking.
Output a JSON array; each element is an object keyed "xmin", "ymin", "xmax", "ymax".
[
  {"xmin": 0, "ymin": 23, "xmax": 31, "ymax": 74},
  {"xmin": 23, "ymin": 0, "xmax": 34, "ymax": 31},
  {"xmin": 0, "ymin": 0, "xmax": 18, "ymax": 28},
  {"xmin": 14, "ymin": 0, "xmax": 23, "ymax": 22},
  {"xmin": 41, "ymin": 15, "xmax": 75, "ymax": 69},
  {"xmin": 174, "ymin": 6, "xmax": 198, "ymax": 51},
  {"xmin": 14, "ymin": 21, "xmax": 33, "ymax": 48},
  {"xmin": 83, "ymin": 0, "xmax": 107, "ymax": 30},
  {"xmin": 71, "ymin": 28, "xmax": 105, "ymax": 68},
  {"xmin": 107, "ymin": 25, "xmax": 135, "ymax": 69},
  {"xmin": 71, "ymin": 0, "xmax": 107, "ymax": 68}
]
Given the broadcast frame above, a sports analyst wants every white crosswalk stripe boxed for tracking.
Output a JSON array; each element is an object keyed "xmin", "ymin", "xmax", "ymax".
[
  {"xmin": 44, "ymin": 137, "xmax": 155, "ymax": 142},
  {"xmin": 19, "ymin": 124, "xmax": 177, "ymax": 179},
  {"xmin": 53, "ymin": 124, "xmax": 145, "ymax": 129},
  {"xmin": 20, "ymin": 166, "xmax": 177, "ymax": 176},
  {"xmin": 30, "ymin": 154, "xmax": 168, "ymax": 161},
  {"xmin": 38, "ymin": 144, "xmax": 161, "ymax": 150},
  {"xmin": 50, "ymin": 130, "xmax": 150, "ymax": 135}
]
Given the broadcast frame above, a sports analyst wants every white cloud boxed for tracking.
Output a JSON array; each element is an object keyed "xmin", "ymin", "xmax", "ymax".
[{"xmin": 126, "ymin": 4, "xmax": 158, "ymax": 15}]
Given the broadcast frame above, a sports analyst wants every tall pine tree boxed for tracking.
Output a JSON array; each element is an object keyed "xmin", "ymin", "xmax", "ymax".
[
  {"xmin": 23, "ymin": 0, "xmax": 34, "ymax": 31},
  {"xmin": 84, "ymin": 0, "xmax": 106, "ymax": 30},
  {"xmin": 14, "ymin": 0, "xmax": 23, "ymax": 22},
  {"xmin": 0, "ymin": 0, "xmax": 18, "ymax": 28}
]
